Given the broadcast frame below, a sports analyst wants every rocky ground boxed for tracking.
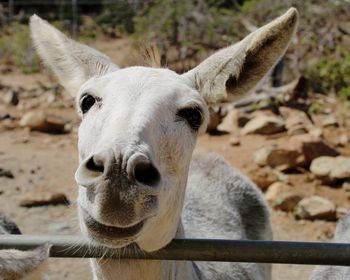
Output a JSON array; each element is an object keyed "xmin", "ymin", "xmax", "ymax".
[{"xmin": 1, "ymin": 58, "xmax": 350, "ymax": 279}]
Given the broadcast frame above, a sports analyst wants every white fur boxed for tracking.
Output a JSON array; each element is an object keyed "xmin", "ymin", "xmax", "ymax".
[
  {"xmin": 309, "ymin": 212, "xmax": 350, "ymax": 280},
  {"xmin": 0, "ymin": 215, "xmax": 49, "ymax": 280},
  {"xmin": 30, "ymin": 8, "xmax": 298, "ymax": 280}
]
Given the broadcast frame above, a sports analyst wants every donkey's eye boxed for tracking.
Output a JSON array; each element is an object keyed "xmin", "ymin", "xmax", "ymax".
[
  {"xmin": 176, "ymin": 107, "xmax": 203, "ymax": 131},
  {"xmin": 80, "ymin": 94, "xmax": 96, "ymax": 113}
]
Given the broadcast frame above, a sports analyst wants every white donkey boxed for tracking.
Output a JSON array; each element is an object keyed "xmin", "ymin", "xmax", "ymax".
[
  {"xmin": 0, "ymin": 215, "xmax": 48, "ymax": 280},
  {"xmin": 29, "ymin": 8, "xmax": 298, "ymax": 280},
  {"xmin": 310, "ymin": 212, "xmax": 350, "ymax": 280}
]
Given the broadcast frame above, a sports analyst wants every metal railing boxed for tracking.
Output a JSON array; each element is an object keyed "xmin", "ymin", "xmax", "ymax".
[{"xmin": 1, "ymin": 235, "xmax": 350, "ymax": 266}]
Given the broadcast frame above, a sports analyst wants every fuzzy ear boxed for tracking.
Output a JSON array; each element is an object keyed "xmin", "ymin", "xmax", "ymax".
[
  {"xmin": 182, "ymin": 8, "xmax": 298, "ymax": 104},
  {"xmin": 29, "ymin": 15, "xmax": 118, "ymax": 96}
]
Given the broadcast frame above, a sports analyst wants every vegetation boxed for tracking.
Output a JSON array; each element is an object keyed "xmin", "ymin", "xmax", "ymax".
[
  {"xmin": 0, "ymin": 22, "xmax": 39, "ymax": 73},
  {"xmin": 0, "ymin": 0, "xmax": 349, "ymax": 96}
]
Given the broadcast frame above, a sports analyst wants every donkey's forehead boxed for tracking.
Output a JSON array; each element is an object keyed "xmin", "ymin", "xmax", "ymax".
[{"xmin": 80, "ymin": 66, "xmax": 196, "ymax": 98}]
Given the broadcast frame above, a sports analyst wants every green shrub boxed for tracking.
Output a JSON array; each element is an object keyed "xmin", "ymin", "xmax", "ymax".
[
  {"xmin": 0, "ymin": 22, "xmax": 40, "ymax": 73},
  {"xmin": 307, "ymin": 52, "xmax": 350, "ymax": 94}
]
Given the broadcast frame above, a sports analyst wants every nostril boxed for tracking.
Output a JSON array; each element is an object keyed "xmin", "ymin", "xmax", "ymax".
[
  {"xmin": 134, "ymin": 161, "xmax": 160, "ymax": 187},
  {"xmin": 86, "ymin": 156, "xmax": 104, "ymax": 173}
]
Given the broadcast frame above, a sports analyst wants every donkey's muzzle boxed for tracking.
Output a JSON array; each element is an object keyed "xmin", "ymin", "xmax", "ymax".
[{"xmin": 75, "ymin": 151, "xmax": 161, "ymax": 190}]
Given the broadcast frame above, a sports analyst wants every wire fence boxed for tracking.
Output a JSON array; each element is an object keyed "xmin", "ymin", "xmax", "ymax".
[
  {"xmin": 0, "ymin": 0, "xmax": 144, "ymax": 36},
  {"xmin": 1, "ymin": 235, "xmax": 350, "ymax": 266}
]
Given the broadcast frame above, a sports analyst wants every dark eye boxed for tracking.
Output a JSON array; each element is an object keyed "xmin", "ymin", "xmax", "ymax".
[
  {"xmin": 80, "ymin": 94, "xmax": 96, "ymax": 114},
  {"xmin": 176, "ymin": 107, "xmax": 203, "ymax": 131}
]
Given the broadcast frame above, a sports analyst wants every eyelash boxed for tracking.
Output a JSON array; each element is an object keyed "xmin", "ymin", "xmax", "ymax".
[{"xmin": 176, "ymin": 107, "xmax": 203, "ymax": 131}]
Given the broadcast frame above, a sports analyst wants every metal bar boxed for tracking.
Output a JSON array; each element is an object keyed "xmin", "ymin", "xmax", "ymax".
[{"xmin": 1, "ymin": 235, "xmax": 350, "ymax": 266}]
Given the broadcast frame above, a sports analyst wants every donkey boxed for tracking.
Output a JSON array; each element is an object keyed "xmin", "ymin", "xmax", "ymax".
[
  {"xmin": 309, "ymin": 212, "xmax": 350, "ymax": 280},
  {"xmin": 0, "ymin": 214, "xmax": 48, "ymax": 280},
  {"xmin": 29, "ymin": 8, "xmax": 298, "ymax": 280}
]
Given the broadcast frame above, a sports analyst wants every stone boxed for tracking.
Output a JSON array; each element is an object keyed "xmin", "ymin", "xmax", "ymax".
[
  {"xmin": 229, "ymin": 136, "xmax": 240, "ymax": 146},
  {"xmin": 241, "ymin": 115, "xmax": 285, "ymax": 135},
  {"xmin": 0, "ymin": 168, "xmax": 14, "ymax": 179},
  {"xmin": 280, "ymin": 107, "xmax": 313, "ymax": 135},
  {"xmin": 19, "ymin": 111, "xmax": 68, "ymax": 134},
  {"xmin": 237, "ymin": 114, "xmax": 251, "ymax": 128},
  {"xmin": 310, "ymin": 156, "xmax": 350, "ymax": 181},
  {"xmin": 272, "ymin": 169, "xmax": 289, "ymax": 183},
  {"xmin": 206, "ymin": 108, "xmax": 220, "ymax": 134},
  {"xmin": 3, "ymin": 91, "xmax": 19, "ymax": 106},
  {"xmin": 274, "ymin": 192, "xmax": 303, "ymax": 212},
  {"xmin": 337, "ymin": 134, "xmax": 348, "ymax": 147},
  {"xmin": 336, "ymin": 207, "xmax": 348, "ymax": 220},
  {"xmin": 343, "ymin": 181, "xmax": 350, "ymax": 192},
  {"xmin": 265, "ymin": 182, "xmax": 290, "ymax": 203},
  {"xmin": 253, "ymin": 145, "xmax": 302, "ymax": 171},
  {"xmin": 247, "ymin": 166, "xmax": 278, "ymax": 191},
  {"xmin": 0, "ymin": 65, "xmax": 13, "ymax": 74},
  {"xmin": 322, "ymin": 115, "xmax": 339, "ymax": 127},
  {"xmin": 265, "ymin": 182, "xmax": 302, "ymax": 211},
  {"xmin": 288, "ymin": 134, "xmax": 339, "ymax": 165},
  {"xmin": 309, "ymin": 128, "xmax": 323, "ymax": 138},
  {"xmin": 294, "ymin": 196, "xmax": 336, "ymax": 221},
  {"xmin": 20, "ymin": 192, "xmax": 70, "ymax": 207},
  {"xmin": 253, "ymin": 145, "xmax": 277, "ymax": 166},
  {"xmin": 0, "ymin": 113, "xmax": 15, "ymax": 121},
  {"xmin": 49, "ymin": 223, "xmax": 71, "ymax": 232},
  {"xmin": 217, "ymin": 109, "xmax": 239, "ymax": 133},
  {"xmin": 287, "ymin": 125, "xmax": 308, "ymax": 136}
]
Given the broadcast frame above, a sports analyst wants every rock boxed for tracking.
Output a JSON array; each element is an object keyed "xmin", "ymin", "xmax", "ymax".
[
  {"xmin": 254, "ymin": 145, "xmax": 277, "ymax": 166},
  {"xmin": 229, "ymin": 136, "xmax": 240, "ymax": 146},
  {"xmin": 294, "ymin": 196, "xmax": 336, "ymax": 221},
  {"xmin": 0, "ymin": 113, "xmax": 15, "ymax": 121},
  {"xmin": 265, "ymin": 182, "xmax": 302, "ymax": 211},
  {"xmin": 247, "ymin": 166, "xmax": 278, "ymax": 191},
  {"xmin": 265, "ymin": 182, "xmax": 290, "ymax": 203},
  {"xmin": 336, "ymin": 207, "xmax": 348, "ymax": 220},
  {"xmin": 280, "ymin": 107, "xmax": 313, "ymax": 135},
  {"xmin": 322, "ymin": 115, "xmax": 338, "ymax": 127},
  {"xmin": 49, "ymin": 223, "xmax": 71, "ymax": 232},
  {"xmin": 0, "ymin": 65, "xmax": 13, "ymax": 74},
  {"xmin": 310, "ymin": 156, "xmax": 350, "ymax": 181},
  {"xmin": 206, "ymin": 108, "xmax": 220, "ymax": 134},
  {"xmin": 337, "ymin": 134, "xmax": 348, "ymax": 147},
  {"xmin": 0, "ymin": 168, "xmax": 14, "ymax": 179},
  {"xmin": 309, "ymin": 128, "xmax": 323, "ymax": 138},
  {"xmin": 287, "ymin": 125, "xmax": 308, "ymax": 136},
  {"xmin": 343, "ymin": 181, "xmax": 350, "ymax": 192},
  {"xmin": 272, "ymin": 169, "xmax": 289, "ymax": 183},
  {"xmin": 20, "ymin": 192, "xmax": 70, "ymax": 207},
  {"xmin": 3, "ymin": 91, "xmax": 19, "ymax": 106},
  {"xmin": 331, "ymin": 157, "xmax": 350, "ymax": 179},
  {"xmin": 274, "ymin": 192, "xmax": 303, "ymax": 212},
  {"xmin": 237, "ymin": 114, "xmax": 251, "ymax": 128},
  {"xmin": 253, "ymin": 145, "xmax": 302, "ymax": 171},
  {"xmin": 241, "ymin": 115, "xmax": 285, "ymax": 135},
  {"xmin": 217, "ymin": 109, "xmax": 243, "ymax": 133},
  {"xmin": 19, "ymin": 111, "xmax": 68, "ymax": 134},
  {"xmin": 288, "ymin": 134, "xmax": 339, "ymax": 165}
]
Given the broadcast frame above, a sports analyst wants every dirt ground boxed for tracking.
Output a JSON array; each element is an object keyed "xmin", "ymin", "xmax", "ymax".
[{"xmin": 1, "ymin": 40, "xmax": 349, "ymax": 280}]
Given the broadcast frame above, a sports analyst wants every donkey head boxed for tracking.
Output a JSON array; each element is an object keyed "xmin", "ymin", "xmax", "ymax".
[{"xmin": 30, "ymin": 8, "xmax": 298, "ymax": 252}]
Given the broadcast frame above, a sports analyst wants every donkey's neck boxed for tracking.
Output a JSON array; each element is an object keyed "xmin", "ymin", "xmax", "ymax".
[{"xmin": 90, "ymin": 220, "xmax": 200, "ymax": 280}]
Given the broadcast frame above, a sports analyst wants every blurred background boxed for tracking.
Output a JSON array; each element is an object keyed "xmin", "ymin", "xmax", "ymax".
[{"xmin": 0, "ymin": 1, "xmax": 350, "ymax": 279}]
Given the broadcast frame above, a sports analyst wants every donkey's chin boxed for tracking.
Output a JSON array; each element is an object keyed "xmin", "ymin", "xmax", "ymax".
[{"xmin": 80, "ymin": 208, "xmax": 145, "ymax": 248}]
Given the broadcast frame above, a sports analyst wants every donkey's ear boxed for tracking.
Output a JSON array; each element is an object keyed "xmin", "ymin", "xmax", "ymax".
[
  {"xmin": 29, "ymin": 15, "xmax": 118, "ymax": 96},
  {"xmin": 182, "ymin": 8, "xmax": 298, "ymax": 104}
]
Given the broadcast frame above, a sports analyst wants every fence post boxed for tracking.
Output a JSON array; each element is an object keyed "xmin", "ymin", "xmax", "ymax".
[
  {"xmin": 8, "ymin": 0, "xmax": 14, "ymax": 21},
  {"xmin": 71, "ymin": 0, "xmax": 78, "ymax": 38}
]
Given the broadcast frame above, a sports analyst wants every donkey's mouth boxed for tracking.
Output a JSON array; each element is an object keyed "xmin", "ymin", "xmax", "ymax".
[{"xmin": 82, "ymin": 210, "xmax": 144, "ymax": 240}]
